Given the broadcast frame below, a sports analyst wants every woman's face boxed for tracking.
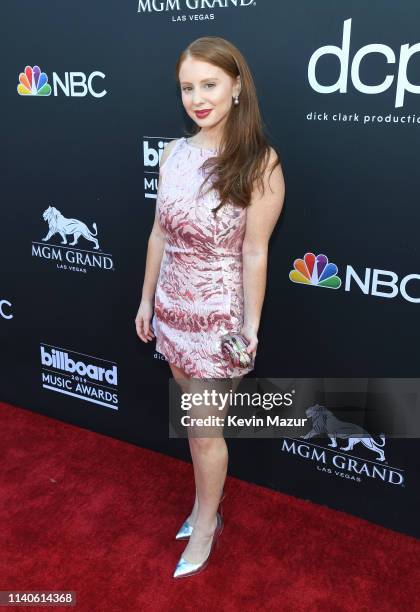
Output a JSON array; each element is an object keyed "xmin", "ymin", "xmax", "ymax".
[{"xmin": 179, "ymin": 57, "xmax": 240, "ymax": 130}]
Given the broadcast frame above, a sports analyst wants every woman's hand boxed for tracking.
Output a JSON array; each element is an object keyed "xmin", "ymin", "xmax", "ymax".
[
  {"xmin": 240, "ymin": 323, "xmax": 258, "ymax": 362},
  {"xmin": 135, "ymin": 299, "xmax": 155, "ymax": 343}
]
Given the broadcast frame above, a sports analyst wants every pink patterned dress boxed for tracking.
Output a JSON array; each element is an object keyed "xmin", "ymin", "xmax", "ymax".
[{"xmin": 152, "ymin": 136, "xmax": 255, "ymax": 379}]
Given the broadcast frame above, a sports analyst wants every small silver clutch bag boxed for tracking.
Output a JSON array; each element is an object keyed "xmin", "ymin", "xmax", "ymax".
[{"xmin": 221, "ymin": 333, "xmax": 253, "ymax": 368}]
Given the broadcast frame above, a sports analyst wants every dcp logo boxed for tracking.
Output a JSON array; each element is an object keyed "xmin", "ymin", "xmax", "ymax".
[{"xmin": 308, "ymin": 18, "xmax": 420, "ymax": 108}]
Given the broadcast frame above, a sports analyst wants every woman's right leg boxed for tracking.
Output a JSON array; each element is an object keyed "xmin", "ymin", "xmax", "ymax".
[{"xmin": 167, "ymin": 362, "xmax": 200, "ymax": 525}]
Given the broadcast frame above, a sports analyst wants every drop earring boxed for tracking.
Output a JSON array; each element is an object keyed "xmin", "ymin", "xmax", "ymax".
[{"xmin": 233, "ymin": 95, "xmax": 239, "ymax": 105}]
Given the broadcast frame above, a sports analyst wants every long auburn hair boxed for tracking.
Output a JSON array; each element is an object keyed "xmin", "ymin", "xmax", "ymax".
[{"xmin": 175, "ymin": 36, "xmax": 282, "ymax": 216}]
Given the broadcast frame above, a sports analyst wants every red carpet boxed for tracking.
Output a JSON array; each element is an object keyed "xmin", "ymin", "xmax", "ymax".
[{"xmin": 1, "ymin": 401, "xmax": 419, "ymax": 612}]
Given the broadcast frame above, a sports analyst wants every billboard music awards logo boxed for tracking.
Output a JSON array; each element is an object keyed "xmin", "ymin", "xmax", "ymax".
[
  {"xmin": 40, "ymin": 343, "xmax": 119, "ymax": 410},
  {"xmin": 31, "ymin": 206, "xmax": 115, "ymax": 274},
  {"xmin": 137, "ymin": 0, "xmax": 255, "ymax": 18},
  {"xmin": 281, "ymin": 404, "xmax": 405, "ymax": 487},
  {"xmin": 290, "ymin": 252, "xmax": 420, "ymax": 303},
  {"xmin": 17, "ymin": 65, "xmax": 107, "ymax": 98},
  {"xmin": 0, "ymin": 299, "xmax": 13, "ymax": 320},
  {"xmin": 143, "ymin": 137, "xmax": 171, "ymax": 200}
]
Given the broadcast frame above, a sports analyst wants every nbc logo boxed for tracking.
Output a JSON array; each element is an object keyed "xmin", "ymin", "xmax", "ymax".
[
  {"xmin": 0, "ymin": 299, "xmax": 13, "ymax": 320},
  {"xmin": 289, "ymin": 252, "xmax": 341, "ymax": 289},
  {"xmin": 17, "ymin": 65, "xmax": 106, "ymax": 98},
  {"xmin": 289, "ymin": 252, "xmax": 420, "ymax": 303},
  {"xmin": 18, "ymin": 66, "xmax": 51, "ymax": 96}
]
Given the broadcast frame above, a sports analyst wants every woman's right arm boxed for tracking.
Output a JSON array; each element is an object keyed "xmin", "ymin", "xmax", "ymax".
[{"xmin": 135, "ymin": 139, "xmax": 177, "ymax": 343}]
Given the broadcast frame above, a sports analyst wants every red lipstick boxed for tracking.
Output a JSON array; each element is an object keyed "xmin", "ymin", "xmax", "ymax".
[{"xmin": 194, "ymin": 109, "xmax": 212, "ymax": 118}]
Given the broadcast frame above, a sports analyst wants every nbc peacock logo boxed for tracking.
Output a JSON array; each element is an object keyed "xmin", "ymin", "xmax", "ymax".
[
  {"xmin": 17, "ymin": 65, "xmax": 51, "ymax": 96},
  {"xmin": 289, "ymin": 252, "xmax": 341, "ymax": 289}
]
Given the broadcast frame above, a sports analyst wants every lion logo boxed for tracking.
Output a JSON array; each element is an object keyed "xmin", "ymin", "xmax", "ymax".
[
  {"xmin": 301, "ymin": 403, "xmax": 386, "ymax": 462},
  {"xmin": 42, "ymin": 206, "xmax": 99, "ymax": 250}
]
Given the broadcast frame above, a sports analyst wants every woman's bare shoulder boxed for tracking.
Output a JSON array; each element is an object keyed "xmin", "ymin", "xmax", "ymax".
[{"xmin": 160, "ymin": 138, "xmax": 181, "ymax": 166}]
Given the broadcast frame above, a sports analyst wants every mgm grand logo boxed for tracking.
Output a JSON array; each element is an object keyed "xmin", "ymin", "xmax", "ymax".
[
  {"xmin": 137, "ymin": 0, "xmax": 255, "ymax": 14},
  {"xmin": 32, "ymin": 206, "xmax": 114, "ymax": 273},
  {"xmin": 281, "ymin": 404, "xmax": 405, "ymax": 487}
]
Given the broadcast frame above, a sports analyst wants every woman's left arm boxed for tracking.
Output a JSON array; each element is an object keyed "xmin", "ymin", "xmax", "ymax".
[{"xmin": 241, "ymin": 148, "xmax": 285, "ymax": 359}]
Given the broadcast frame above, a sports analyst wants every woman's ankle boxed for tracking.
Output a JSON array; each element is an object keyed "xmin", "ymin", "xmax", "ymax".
[
  {"xmin": 193, "ymin": 514, "xmax": 217, "ymax": 535},
  {"xmin": 188, "ymin": 500, "xmax": 199, "ymax": 524}
]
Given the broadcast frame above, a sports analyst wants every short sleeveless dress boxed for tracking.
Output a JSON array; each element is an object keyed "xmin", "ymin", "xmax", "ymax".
[{"xmin": 152, "ymin": 136, "xmax": 255, "ymax": 379}]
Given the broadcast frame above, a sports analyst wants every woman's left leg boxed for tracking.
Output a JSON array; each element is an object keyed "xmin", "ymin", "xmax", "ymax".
[{"xmin": 179, "ymin": 375, "xmax": 243, "ymax": 564}]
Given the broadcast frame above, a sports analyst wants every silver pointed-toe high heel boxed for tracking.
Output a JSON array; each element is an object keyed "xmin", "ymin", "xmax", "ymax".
[
  {"xmin": 173, "ymin": 511, "xmax": 224, "ymax": 579},
  {"xmin": 175, "ymin": 518, "xmax": 194, "ymax": 540},
  {"xmin": 174, "ymin": 490, "xmax": 225, "ymax": 540}
]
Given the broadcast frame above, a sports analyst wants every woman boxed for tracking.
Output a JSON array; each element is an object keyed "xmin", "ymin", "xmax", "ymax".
[{"xmin": 135, "ymin": 36, "xmax": 285, "ymax": 578}]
